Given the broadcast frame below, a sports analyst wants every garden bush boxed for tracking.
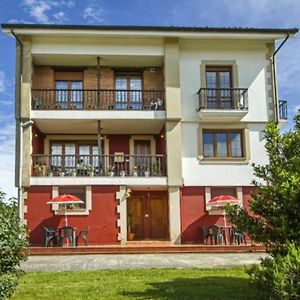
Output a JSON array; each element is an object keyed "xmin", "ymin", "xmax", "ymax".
[
  {"xmin": 247, "ymin": 243, "xmax": 300, "ymax": 299},
  {"xmin": 0, "ymin": 191, "xmax": 28, "ymax": 299}
]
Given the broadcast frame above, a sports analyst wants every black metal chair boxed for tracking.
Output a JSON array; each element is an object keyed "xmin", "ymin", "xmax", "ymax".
[
  {"xmin": 43, "ymin": 226, "xmax": 57, "ymax": 247},
  {"xmin": 76, "ymin": 226, "xmax": 89, "ymax": 246},
  {"xmin": 230, "ymin": 227, "xmax": 246, "ymax": 245},
  {"xmin": 58, "ymin": 226, "xmax": 76, "ymax": 247},
  {"xmin": 208, "ymin": 225, "xmax": 224, "ymax": 245},
  {"xmin": 200, "ymin": 225, "xmax": 209, "ymax": 244}
]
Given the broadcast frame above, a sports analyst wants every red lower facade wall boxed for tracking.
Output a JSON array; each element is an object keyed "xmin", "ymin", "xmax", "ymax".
[
  {"xmin": 25, "ymin": 185, "xmax": 119, "ymax": 246},
  {"xmin": 180, "ymin": 186, "xmax": 253, "ymax": 244}
]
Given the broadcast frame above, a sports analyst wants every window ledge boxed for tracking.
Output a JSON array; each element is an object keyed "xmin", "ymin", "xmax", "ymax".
[
  {"xmin": 54, "ymin": 209, "xmax": 89, "ymax": 216},
  {"xmin": 198, "ymin": 156, "xmax": 249, "ymax": 164}
]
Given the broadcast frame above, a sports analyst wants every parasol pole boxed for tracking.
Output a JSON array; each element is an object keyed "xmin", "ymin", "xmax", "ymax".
[{"xmin": 65, "ymin": 204, "xmax": 68, "ymax": 226}]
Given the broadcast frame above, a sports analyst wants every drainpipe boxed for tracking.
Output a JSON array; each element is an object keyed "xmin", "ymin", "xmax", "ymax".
[
  {"xmin": 271, "ymin": 34, "xmax": 289, "ymax": 124},
  {"xmin": 11, "ymin": 30, "xmax": 25, "ymax": 222}
]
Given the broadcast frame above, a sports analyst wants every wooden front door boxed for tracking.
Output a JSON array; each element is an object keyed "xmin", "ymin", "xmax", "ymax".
[{"xmin": 127, "ymin": 196, "xmax": 169, "ymax": 240}]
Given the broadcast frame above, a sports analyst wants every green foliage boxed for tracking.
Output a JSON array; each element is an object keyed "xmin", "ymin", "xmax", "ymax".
[
  {"xmin": 246, "ymin": 243, "xmax": 300, "ymax": 299},
  {"xmin": 226, "ymin": 111, "xmax": 300, "ymax": 256},
  {"xmin": 0, "ymin": 191, "xmax": 28, "ymax": 299}
]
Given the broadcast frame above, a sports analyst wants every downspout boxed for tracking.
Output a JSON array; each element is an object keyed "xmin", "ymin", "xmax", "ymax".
[
  {"xmin": 271, "ymin": 34, "xmax": 289, "ymax": 124},
  {"xmin": 11, "ymin": 30, "xmax": 24, "ymax": 222}
]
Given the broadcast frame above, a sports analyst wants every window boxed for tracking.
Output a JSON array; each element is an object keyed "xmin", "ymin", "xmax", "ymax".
[
  {"xmin": 211, "ymin": 187, "xmax": 237, "ymax": 198},
  {"xmin": 55, "ymin": 71, "xmax": 83, "ymax": 109},
  {"xmin": 50, "ymin": 141, "xmax": 104, "ymax": 175},
  {"xmin": 115, "ymin": 72, "xmax": 143, "ymax": 109},
  {"xmin": 203, "ymin": 130, "xmax": 243, "ymax": 158},
  {"xmin": 206, "ymin": 66, "xmax": 233, "ymax": 109},
  {"xmin": 59, "ymin": 186, "xmax": 86, "ymax": 210}
]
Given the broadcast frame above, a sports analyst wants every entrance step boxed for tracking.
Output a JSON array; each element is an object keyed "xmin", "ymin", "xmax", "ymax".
[{"xmin": 29, "ymin": 244, "xmax": 265, "ymax": 256}]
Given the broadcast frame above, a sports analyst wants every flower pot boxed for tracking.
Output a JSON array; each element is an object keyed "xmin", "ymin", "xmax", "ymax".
[
  {"xmin": 133, "ymin": 171, "xmax": 138, "ymax": 177},
  {"xmin": 144, "ymin": 171, "xmax": 150, "ymax": 177},
  {"xmin": 127, "ymin": 233, "xmax": 135, "ymax": 241},
  {"xmin": 109, "ymin": 172, "xmax": 114, "ymax": 177},
  {"xmin": 120, "ymin": 171, "xmax": 126, "ymax": 177}
]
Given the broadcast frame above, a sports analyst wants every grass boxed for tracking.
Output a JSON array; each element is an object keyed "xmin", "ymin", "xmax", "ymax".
[{"xmin": 12, "ymin": 268, "xmax": 267, "ymax": 300}]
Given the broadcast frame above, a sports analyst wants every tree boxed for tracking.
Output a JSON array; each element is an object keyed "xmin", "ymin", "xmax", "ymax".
[
  {"xmin": 226, "ymin": 112, "xmax": 300, "ymax": 298},
  {"xmin": 0, "ymin": 190, "xmax": 28, "ymax": 299},
  {"xmin": 227, "ymin": 111, "xmax": 300, "ymax": 256}
]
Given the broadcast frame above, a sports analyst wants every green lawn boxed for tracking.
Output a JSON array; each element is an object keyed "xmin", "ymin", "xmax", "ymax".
[{"xmin": 12, "ymin": 268, "xmax": 267, "ymax": 300}]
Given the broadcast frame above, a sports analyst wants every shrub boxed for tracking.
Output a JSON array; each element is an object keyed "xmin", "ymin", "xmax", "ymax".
[
  {"xmin": 247, "ymin": 243, "xmax": 300, "ymax": 299},
  {"xmin": 0, "ymin": 191, "xmax": 28, "ymax": 299}
]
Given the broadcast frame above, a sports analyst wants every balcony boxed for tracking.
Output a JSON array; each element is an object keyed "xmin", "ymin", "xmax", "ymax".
[
  {"xmin": 279, "ymin": 100, "xmax": 287, "ymax": 120},
  {"xmin": 32, "ymin": 154, "xmax": 167, "ymax": 178},
  {"xmin": 197, "ymin": 88, "xmax": 248, "ymax": 122},
  {"xmin": 32, "ymin": 89, "xmax": 165, "ymax": 111}
]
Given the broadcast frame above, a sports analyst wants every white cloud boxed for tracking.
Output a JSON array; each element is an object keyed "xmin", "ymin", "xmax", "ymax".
[
  {"xmin": 83, "ymin": 3, "xmax": 105, "ymax": 23},
  {"xmin": 0, "ymin": 100, "xmax": 14, "ymax": 106},
  {"xmin": 22, "ymin": 0, "xmax": 75, "ymax": 23},
  {"xmin": 53, "ymin": 11, "xmax": 65, "ymax": 22},
  {"xmin": 0, "ymin": 120, "xmax": 16, "ymax": 199},
  {"xmin": 0, "ymin": 71, "xmax": 5, "ymax": 93},
  {"xmin": 167, "ymin": 0, "xmax": 300, "ymax": 27}
]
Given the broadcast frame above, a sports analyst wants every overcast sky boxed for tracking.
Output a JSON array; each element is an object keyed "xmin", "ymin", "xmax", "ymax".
[{"xmin": 0, "ymin": 0, "xmax": 299, "ymax": 198}]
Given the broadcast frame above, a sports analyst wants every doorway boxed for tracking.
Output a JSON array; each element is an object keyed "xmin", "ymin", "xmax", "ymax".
[{"xmin": 127, "ymin": 195, "xmax": 169, "ymax": 240}]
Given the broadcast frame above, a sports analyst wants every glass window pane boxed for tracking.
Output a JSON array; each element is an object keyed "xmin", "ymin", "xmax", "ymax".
[
  {"xmin": 79, "ymin": 145, "xmax": 90, "ymax": 166},
  {"xmin": 203, "ymin": 133, "xmax": 214, "ymax": 157},
  {"xmin": 130, "ymin": 76, "xmax": 142, "ymax": 109},
  {"xmin": 51, "ymin": 144, "xmax": 62, "ymax": 168},
  {"xmin": 115, "ymin": 76, "xmax": 128, "ymax": 109},
  {"xmin": 231, "ymin": 133, "xmax": 242, "ymax": 157},
  {"xmin": 71, "ymin": 81, "xmax": 83, "ymax": 109},
  {"xmin": 65, "ymin": 144, "xmax": 76, "ymax": 169},
  {"xmin": 55, "ymin": 81, "xmax": 68, "ymax": 109},
  {"xmin": 219, "ymin": 72, "xmax": 231, "ymax": 88},
  {"xmin": 206, "ymin": 72, "xmax": 217, "ymax": 88},
  {"xmin": 217, "ymin": 133, "xmax": 228, "ymax": 157},
  {"xmin": 59, "ymin": 186, "xmax": 86, "ymax": 209}
]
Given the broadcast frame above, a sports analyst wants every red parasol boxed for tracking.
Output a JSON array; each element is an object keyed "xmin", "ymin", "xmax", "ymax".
[
  {"xmin": 209, "ymin": 194, "xmax": 241, "ymax": 227},
  {"xmin": 47, "ymin": 194, "xmax": 83, "ymax": 226}
]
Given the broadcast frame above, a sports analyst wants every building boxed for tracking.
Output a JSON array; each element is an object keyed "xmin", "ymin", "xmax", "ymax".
[{"xmin": 1, "ymin": 24, "xmax": 298, "ymax": 246}]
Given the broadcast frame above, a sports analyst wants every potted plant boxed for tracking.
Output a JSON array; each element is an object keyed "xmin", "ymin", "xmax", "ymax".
[
  {"xmin": 120, "ymin": 170, "xmax": 126, "ymax": 177},
  {"xmin": 48, "ymin": 171, "xmax": 53, "ymax": 177},
  {"xmin": 108, "ymin": 165, "xmax": 115, "ymax": 177},
  {"xmin": 34, "ymin": 163, "xmax": 46, "ymax": 176},
  {"xmin": 87, "ymin": 165, "xmax": 94, "ymax": 177},
  {"xmin": 151, "ymin": 162, "xmax": 159, "ymax": 176},
  {"xmin": 133, "ymin": 165, "xmax": 138, "ymax": 177},
  {"xmin": 127, "ymin": 213, "xmax": 135, "ymax": 241},
  {"xmin": 144, "ymin": 168, "xmax": 150, "ymax": 177}
]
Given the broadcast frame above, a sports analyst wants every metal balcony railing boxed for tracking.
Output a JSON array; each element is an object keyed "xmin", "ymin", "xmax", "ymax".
[
  {"xmin": 279, "ymin": 100, "xmax": 287, "ymax": 120},
  {"xmin": 32, "ymin": 154, "xmax": 167, "ymax": 177},
  {"xmin": 31, "ymin": 89, "xmax": 165, "ymax": 111},
  {"xmin": 197, "ymin": 88, "xmax": 248, "ymax": 110}
]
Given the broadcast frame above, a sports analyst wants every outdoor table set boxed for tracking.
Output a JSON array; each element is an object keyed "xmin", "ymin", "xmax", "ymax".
[
  {"xmin": 43, "ymin": 226, "xmax": 88, "ymax": 247},
  {"xmin": 200, "ymin": 225, "xmax": 246, "ymax": 245}
]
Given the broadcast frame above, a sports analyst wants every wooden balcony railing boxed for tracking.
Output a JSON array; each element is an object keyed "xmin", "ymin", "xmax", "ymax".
[
  {"xmin": 279, "ymin": 100, "xmax": 287, "ymax": 120},
  {"xmin": 32, "ymin": 154, "xmax": 167, "ymax": 177},
  {"xmin": 197, "ymin": 88, "xmax": 248, "ymax": 110},
  {"xmin": 32, "ymin": 89, "xmax": 165, "ymax": 111}
]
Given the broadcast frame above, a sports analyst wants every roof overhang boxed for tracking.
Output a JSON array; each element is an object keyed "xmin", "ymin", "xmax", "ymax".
[{"xmin": 1, "ymin": 24, "xmax": 298, "ymax": 40}]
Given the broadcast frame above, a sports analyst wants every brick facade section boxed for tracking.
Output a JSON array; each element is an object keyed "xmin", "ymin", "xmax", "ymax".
[
  {"xmin": 143, "ymin": 67, "xmax": 164, "ymax": 90},
  {"xmin": 83, "ymin": 67, "xmax": 115, "ymax": 90},
  {"xmin": 32, "ymin": 66, "xmax": 54, "ymax": 89},
  {"xmin": 32, "ymin": 66, "xmax": 164, "ymax": 91}
]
